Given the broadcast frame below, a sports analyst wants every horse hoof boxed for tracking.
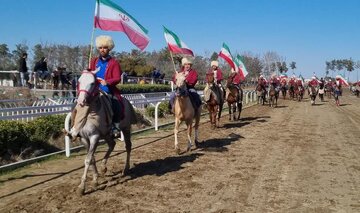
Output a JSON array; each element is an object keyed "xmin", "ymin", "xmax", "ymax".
[
  {"xmin": 186, "ymin": 146, "xmax": 192, "ymax": 152},
  {"xmin": 122, "ymin": 168, "xmax": 129, "ymax": 176},
  {"xmin": 100, "ymin": 167, "xmax": 107, "ymax": 176},
  {"xmin": 77, "ymin": 187, "xmax": 85, "ymax": 196},
  {"xmin": 175, "ymin": 148, "xmax": 181, "ymax": 155},
  {"xmin": 91, "ymin": 181, "xmax": 98, "ymax": 188},
  {"xmin": 195, "ymin": 140, "xmax": 200, "ymax": 148}
]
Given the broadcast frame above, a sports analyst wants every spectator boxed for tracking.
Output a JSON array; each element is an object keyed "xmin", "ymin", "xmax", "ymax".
[
  {"xmin": 18, "ymin": 52, "xmax": 28, "ymax": 87},
  {"xmin": 33, "ymin": 57, "xmax": 49, "ymax": 82}
]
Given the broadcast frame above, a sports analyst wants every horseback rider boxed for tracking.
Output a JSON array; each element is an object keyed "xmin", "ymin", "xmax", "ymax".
[
  {"xmin": 270, "ymin": 75, "xmax": 280, "ymax": 89},
  {"xmin": 204, "ymin": 60, "xmax": 224, "ymax": 104},
  {"xmin": 334, "ymin": 75, "xmax": 343, "ymax": 106},
  {"xmin": 256, "ymin": 75, "xmax": 267, "ymax": 102},
  {"xmin": 70, "ymin": 35, "xmax": 123, "ymax": 138},
  {"xmin": 169, "ymin": 57, "xmax": 202, "ymax": 112},
  {"xmin": 226, "ymin": 68, "xmax": 242, "ymax": 100},
  {"xmin": 308, "ymin": 76, "xmax": 319, "ymax": 87}
]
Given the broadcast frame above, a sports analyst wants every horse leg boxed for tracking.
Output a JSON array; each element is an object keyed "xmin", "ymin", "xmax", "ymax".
[
  {"xmin": 228, "ymin": 103, "xmax": 232, "ymax": 121},
  {"xmin": 217, "ymin": 103, "xmax": 223, "ymax": 127},
  {"xmin": 122, "ymin": 127, "xmax": 132, "ymax": 175},
  {"xmin": 233, "ymin": 103, "xmax": 236, "ymax": 121},
  {"xmin": 78, "ymin": 137, "xmax": 98, "ymax": 196},
  {"xmin": 237, "ymin": 101, "xmax": 242, "ymax": 120},
  {"xmin": 100, "ymin": 136, "xmax": 115, "ymax": 176},
  {"xmin": 174, "ymin": 118, "xmax": 181, "ymax": 155},
  {"xmin": 194, "ymin": 108, "xmax": 201, "ymax": 147},
  {"xmin": 186, "ymin": 121, "xmax": 193, "ymax": 152}
]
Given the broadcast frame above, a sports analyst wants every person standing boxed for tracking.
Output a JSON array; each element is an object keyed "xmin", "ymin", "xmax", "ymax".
[{"xmin": 18, "ymin": 52, "xmax": 28, "ymax": 87}]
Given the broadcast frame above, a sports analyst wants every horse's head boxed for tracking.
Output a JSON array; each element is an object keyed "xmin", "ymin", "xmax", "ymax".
[
  {"xmin": 206, "ymin": 72, "xmax": 215, "ymax": 84},
  {"xmin": 175, "ymin": 71, "xmax": 188, "ymax": 96},
  {"xmin": 77, "ymin": 69, "xmax": 99, "ymax": 106}
]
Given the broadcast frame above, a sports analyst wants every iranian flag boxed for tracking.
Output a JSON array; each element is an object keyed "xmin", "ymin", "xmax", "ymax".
[
  {"xmin": 94, "ymin": 0, "xmax": 150, "ymax": 50},
  {"xmin": 218, "ymin": 43, "xmax": 238, "ymax": 72},
  {"xmin": 163, "ymin": 26, "xmax": 194, "ymax": 56},
  {"xmin": 236, "ymin": 54, "xmax": 248, "ymax": 80}
]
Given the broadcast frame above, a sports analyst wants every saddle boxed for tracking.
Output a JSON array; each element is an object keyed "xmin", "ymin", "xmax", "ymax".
[
  {"xmin": 206, "ymin": 84, "xmax": 224, "ymax": 104},
  {"xmin": 102, "ymin": 92, "xmax": 125, "ymax": 122}
]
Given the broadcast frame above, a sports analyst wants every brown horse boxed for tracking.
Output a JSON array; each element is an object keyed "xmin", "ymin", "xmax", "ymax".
[
  {"xmin": 268, "ymin": 84, "xmax": 279, "ymax": 107},
  {"xmin": 65, "ymin": 70, "xmax": 137, "ymax": 195},
  {"xmin": 294, "ymin": 84, "xmax": 304, "ymax": 101},
  {"xmin": 256, "ymin": 83, "xmax": 266, "ymax": 105},
  {"xmin": 226, "ymin": 78, "xmax": 243, "ymax": 121},
  {"xmin": 280, "ymin": 82, "xmax": 287, "ymax": 99},
  {"xmin": 174, "ymin": 72, "xmax": 201, "ymax": 154},
  {"xmin": 205, "ymin": 73, "xmax": 224, "ymax": 128}
]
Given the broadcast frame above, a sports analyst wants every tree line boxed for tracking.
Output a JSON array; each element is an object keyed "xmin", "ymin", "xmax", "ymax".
[{"xmin": 1, "ymin": 42, "xmax": 297, "ymax": 81}]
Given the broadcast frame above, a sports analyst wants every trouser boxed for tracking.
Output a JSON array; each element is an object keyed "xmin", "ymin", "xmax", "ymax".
[
  {"xmin": 169, "ymin": 88, "xmax": 201, "ymax": 110},
  {"xmin": 20, "ymin": 72, "xmax": 27, "ymax": 87}
]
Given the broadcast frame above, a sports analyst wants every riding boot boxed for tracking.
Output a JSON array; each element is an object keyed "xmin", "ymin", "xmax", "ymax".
[{"xmin": 112, "ymin": 122, "xmax": 121, "ymax": 138}]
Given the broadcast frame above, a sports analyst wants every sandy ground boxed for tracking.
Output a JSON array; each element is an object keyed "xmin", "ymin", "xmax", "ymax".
[{"xmin": 0, "ymin": 92, "xmax": 359, "ymax": 213}]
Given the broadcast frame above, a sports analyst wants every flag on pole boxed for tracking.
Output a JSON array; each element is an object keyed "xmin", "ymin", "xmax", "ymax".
[
  {"xmin": 235, "ymin": 54, "xmax": 248, "ymax": 80},
  {"xmin": 163, "ymin": 26, "xmax": 194, "ymax": 56},
  {"xmin": 218, "ymin": 43, "xmax": 238, "ymax": 72},
  {"xmin": 94, "ymin": 0, "xmax": 150, "ymax": 50}
]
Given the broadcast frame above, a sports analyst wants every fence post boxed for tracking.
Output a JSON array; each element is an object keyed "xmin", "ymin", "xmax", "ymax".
[
  {"xmin": 171, "ymin": 81, "xmax": 174, "ymax": 92},
  {"xmin": 155, "ymin": 101, "xmax": 162, "ymax": 131},
  {"xmin": 64, "ymin": 112, "xmax": 72, "ymax": 157}
]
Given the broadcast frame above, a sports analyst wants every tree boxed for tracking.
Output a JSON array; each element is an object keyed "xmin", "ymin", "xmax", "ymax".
[{"xmin": 210, "ymin": 52, "xmax": 218, "ymax": 61}]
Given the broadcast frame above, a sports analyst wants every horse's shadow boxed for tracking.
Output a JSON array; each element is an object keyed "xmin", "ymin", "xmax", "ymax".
[
  {"xmin": 197, "ymin": 133, "xmax": 243, "ymax": 153},
  {"xmin": 223, "ymin": 121, "xmax": 251, "ymax": 129},
  {"xmin": 275, "ymin": 105, "xmax": 288, "ymax": 108},
  {"xmin": 86, "ymin": 152, "xmax": 203, "ymax": 194},
  {"xmin": 339, "ymin": 103, "xmax": 351, "ymax": 106}
]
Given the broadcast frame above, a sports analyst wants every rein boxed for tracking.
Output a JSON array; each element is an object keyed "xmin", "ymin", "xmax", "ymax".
[{"xmin": 78, "ymin": 71, "xmax": 100, "ymax": 98}]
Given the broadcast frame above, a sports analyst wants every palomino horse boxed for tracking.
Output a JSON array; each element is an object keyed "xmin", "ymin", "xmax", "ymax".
[
  {"xmin": 205, "ymin": 73, "xmax": 224, "ymax": 128},
  {"xmin": 65, "ymin": 69, "xmax": 137, "ymax": 195},
  {"xmin": 256, "ymin": 84, "xmax": 266, "ymax": 105},
  {"xmin": 280, "ymin": 82, "xmax": 287, "ymax": 100},
  {"xmin": 268, "ymin": 84, "xmax": 279, "ymax": 107},
  {"xmin": 174, "ymin": 72, "xmax": 201, "ymax": 154},
  {"xmin": 226, "ymin": 79, "xmax": 243, "ymax": 121},
  {"xmin": 308, "ymin": 85, "xmax": 318, "ymax": 105}
]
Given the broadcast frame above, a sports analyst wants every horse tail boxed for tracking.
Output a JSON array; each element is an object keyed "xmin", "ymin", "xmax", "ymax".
[{"xmin": 123, "ymin": 98, "xmax": 138, "ymax": 124}]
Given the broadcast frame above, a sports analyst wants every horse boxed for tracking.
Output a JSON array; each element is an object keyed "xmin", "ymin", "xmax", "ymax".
[
  {"xmin": 205, "ymin": 73, "xmax": 224, "ymax": 128},
  {"xmin": 173, "ymin": 71, "xmax": 201, "ymax": 155},
  {"xmin": 288, "ymin": 84, "xmax": 295, "ymax": 100},
  {"xmin": 268, "ymin": 84, "xmax": 279, "ymax": 107},
  {"xmin": 256, "ymin": 83, "xmax": 266, "ymax": 105},
  {"xmin": 280, "ymin": 82, "xmax": 287, "ymax": 100},
  {"xmin": 325, "ymin": 83, "xmax": 333, "ymax": 99},
  {"xmin": 226, "ymin": 79, "xmax": 243, "ymax": 121},
  {"xmin": 294, "ymin": 84, "xmax": 304, "ymax": 102},
  {"xmin": 308, "ymin": 85, "xmax": 318, "ymax": 105},
  {"xmin": 65, "ymin": 69, "xmax": 137, "ymax": 195}
]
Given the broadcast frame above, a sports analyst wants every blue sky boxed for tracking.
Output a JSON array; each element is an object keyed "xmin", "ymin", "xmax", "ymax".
[{"xmin": 1, "ymin": 0, "xmax": 360, "ymax": 80}]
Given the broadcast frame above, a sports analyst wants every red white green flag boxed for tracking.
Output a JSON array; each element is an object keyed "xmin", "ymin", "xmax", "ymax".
[
  {"xmin": 218, "ymin": 43, "xmax": 238, "ymax": 72},
  {"xmin": 235, "ymin": 54, "xmax": 248, "ymax": 80},
  {"xmin": 94, "ymin": 0, "xmax": 150, "ymax": 50},
  {"xmin": 163, "ymin": 26, "xmax": 194, "ymax": 56}
]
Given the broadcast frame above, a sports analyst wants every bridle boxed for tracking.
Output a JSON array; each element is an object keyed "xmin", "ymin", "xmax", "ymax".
[{"xmin": 77, "ymin": 71, "xmax": 100, "ymax": 99}]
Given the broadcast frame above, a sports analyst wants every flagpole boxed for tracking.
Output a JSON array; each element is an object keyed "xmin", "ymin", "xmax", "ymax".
[
  {"xmin": 88, "ymin": 26, "xmax": 96, "ymax": 68},
  {"xmin": 168, "ymin": 49, "xmax": 178, "ymax": 73}
]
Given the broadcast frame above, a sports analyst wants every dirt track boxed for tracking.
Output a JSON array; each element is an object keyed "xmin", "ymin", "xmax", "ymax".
[{"xmin": 1, "ymin": 93, "xmax": 359, "ymax": 212}]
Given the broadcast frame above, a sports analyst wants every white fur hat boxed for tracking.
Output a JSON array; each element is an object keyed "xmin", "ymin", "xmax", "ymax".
[
  {"xmin": 259, "ymin": 75, "xmax": 264, "ymax": 78},
  {"xmin": 181, "ymin": 57, "xmax": 193, "ymax": 66},
  {"xmin": 312, "ymin": 76, "xmax": 316, "ymax": 79},
  {"xmin": 335, "ymin": 75, "xmax": 341, "ymax": 79},
  {"xmin": 211, "ymin": 61, "xmax": 219, "ymax": 67},
  {"xmin": 95, "ymin": 35, "xmax": 115, "ymax": 50}
]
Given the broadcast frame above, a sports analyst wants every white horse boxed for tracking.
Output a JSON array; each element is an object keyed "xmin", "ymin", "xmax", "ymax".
[{"xmin": 65, "ymin": 69, "xmax": 137, "ymax": 195}]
